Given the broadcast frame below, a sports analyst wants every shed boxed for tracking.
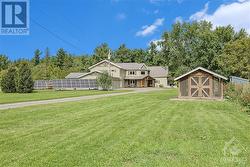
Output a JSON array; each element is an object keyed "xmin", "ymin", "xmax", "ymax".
[
  {"xmin": 174, "ymin": 67, "xmax": 227, "ymax": 99},
  {"xmin": 230, "ymin": 76, "xmax": 249, "ymax": 85}
]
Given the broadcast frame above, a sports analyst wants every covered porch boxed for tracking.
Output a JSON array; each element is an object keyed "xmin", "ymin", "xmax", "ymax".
[{"xmin": 124, "ymin": 76, "xmax": 155, "ymax": 88}]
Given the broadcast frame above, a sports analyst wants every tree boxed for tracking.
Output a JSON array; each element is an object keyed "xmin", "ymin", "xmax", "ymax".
[
  {"xmin": 0, "ymin": 55, "xmax": 9, "ymax": 71},
  {"xmin": 93, "ymin": 43, "xmax": 110, "ymax": 63},
  {"xmin": 147, "ymin": 41, "xmax": 161, "ymax": 66},
  {"xmin": 0, "ymin": 66, "xmax": 16, "ymax": 93},
  {"xmin": 217, "ymin": 37, "xmax": 250, "ymax": 79},
  {"xmin": 113, "ymin": 44, "xmax": 131, "ymax": 62},
  {"xmin": 16, "ymin": 62, "xmax": 34, "ymax": 93},
  {"xmin": 97, "ymin": 71, "xmax": 112, "ymax": 90},
  {"xmin": 56, "ymin": 48, "xmax": 68, "ymax": 69},
  {"xmin": 33, "ymin": 49, "xmax": 42, "ymax": 66}
]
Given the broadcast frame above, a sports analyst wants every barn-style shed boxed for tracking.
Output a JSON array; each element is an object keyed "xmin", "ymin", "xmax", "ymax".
[{"xmin": 174, "ymin": 67, "xmax": 227, "ymax": 99}]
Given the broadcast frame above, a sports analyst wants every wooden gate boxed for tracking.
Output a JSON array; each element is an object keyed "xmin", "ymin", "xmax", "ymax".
[{"xmin": 190, "ymin": 75, "xmax": 210, "ymax": 97}]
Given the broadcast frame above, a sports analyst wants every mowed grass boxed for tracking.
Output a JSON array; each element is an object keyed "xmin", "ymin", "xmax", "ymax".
[
  {"xmin": 0, "ymin": 89, "xmax": 131, "ymax": 104},
  {"xmin": 0, "ymin": 89, "xmax": 249, "ymax": 166}
]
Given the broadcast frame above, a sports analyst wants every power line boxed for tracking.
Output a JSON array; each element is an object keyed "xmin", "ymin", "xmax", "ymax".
[
  {"xmin": 36, "ymin": 8, "xmax": 84, "ymax": 44},
  {"xmin": 30, "ymin": 17, "xmax": 83, "ymax": 53}
]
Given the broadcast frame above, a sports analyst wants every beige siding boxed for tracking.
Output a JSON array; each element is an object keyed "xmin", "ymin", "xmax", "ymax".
[
  {"xmin": 80, "ymin": 73, "xmax": 98, "ymax": 79},
  {"xmin": 154, "ymin": 77, "xmax": 168, "ymax": 87},
  {"xmin": 90, "ymin": 62, "xmax": 121, "ymax": 78},
  {"xmin": 126, "ymin": 70, "xmax": 149, "ymax": 77}
]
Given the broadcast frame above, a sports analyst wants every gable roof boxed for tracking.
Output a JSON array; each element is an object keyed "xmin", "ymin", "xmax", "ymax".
[
  {"xmin": 88, "ymin": 59, "xmax": 149, "ymax": 70},
  {"xmin": 65, "ymin": 72, "xmax": 87, "ymax": 79},
  {"xmin": 88, "ymin": 60, "xmax": 122, "ymax": 70},
  {"xmin": 174, "ymin": 67, "xmax": 228, "ymax": 81},
  {"xmin": 79, "ymin": 70, "xmax": 103, "ymax": 78},
  {"xmin": 115, "ymin": 63, "xmax": 148, "ymax": 70},
  {"xmin": 148, "ymin": 66, "xmax": 168, "ymax": 78}
]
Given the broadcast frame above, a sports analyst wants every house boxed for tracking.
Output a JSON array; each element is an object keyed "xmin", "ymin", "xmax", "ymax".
[
  {"xmin": 174, "ymin": 67, "xmax": 227, "ymax": 99},
  {"xmin": 65, "ymin": 60, "xmax": 168, "ymax": 88}
]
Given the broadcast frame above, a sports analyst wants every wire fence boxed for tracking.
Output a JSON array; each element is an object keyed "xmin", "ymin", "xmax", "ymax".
[{"xmin": 34, "ymin": 79, "xmax": 98, "ymax": 90}]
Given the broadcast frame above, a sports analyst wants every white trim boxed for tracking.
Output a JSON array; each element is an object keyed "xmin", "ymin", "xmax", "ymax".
[
  {"xmin": 140, "ymin": 64, "xmax": 148, "ymax": 70},
  {"xmin": 174, "ymin": 67, "xmax": 227, "ymax": 81},
  {"xmin": 88, "ymin": 60, "xmax": 123, "ymax": 70}
]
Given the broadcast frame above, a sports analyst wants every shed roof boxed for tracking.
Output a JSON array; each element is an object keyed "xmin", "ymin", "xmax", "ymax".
[
  {"xmin": 174, "ymin": 67, "xmax": 228, "ymax": 81},
  {"xmin": 148, "ymin": 66, "xmax": 168, "ymax": 78}
]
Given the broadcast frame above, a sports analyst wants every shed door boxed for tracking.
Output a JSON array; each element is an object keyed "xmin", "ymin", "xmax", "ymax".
[{"xmin": 190, "ymin": 76, "xmax": 210, "ymax": 97}]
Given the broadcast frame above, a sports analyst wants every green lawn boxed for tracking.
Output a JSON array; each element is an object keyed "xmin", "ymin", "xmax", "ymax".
[
  {"xmin": 0, "ymin": 89, "xmax": 249, "ymax": 166},
  {"xmin": 0, "ymin": 89, "xmax": 131, "ymax": 104}
]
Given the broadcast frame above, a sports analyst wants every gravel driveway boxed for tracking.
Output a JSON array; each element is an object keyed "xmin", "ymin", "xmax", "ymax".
[{"xmin": 0, "ymin": 88, "xmax": 164, "ymax": 110}]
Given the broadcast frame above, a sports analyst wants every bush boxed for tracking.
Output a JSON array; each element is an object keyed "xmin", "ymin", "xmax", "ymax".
[
  {"xmin": 0, "ymin": 66, "xmax": 17, "ymax": 93},
  {"xmin": 225, "ymin": 83, "xmax": 250, "ymax": 109},
  {"xmin": 97, "ymin": 71, "xmax": 112, "ymax": 90},
  {"xmin": 16, "ymin": 62, "xmax": 34, "ymax": 93},
  {"xmin": 241, "ymin": 84, "xmax": 250, "ymax": 108}
]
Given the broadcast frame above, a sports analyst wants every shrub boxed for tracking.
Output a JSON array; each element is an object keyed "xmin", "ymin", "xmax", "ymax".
[
  {"xmin": 16, "ymin": 62, "xmax": 34, "ymax": 93},
  {"xmin": 241, "ymin": 84, "xmax": 250, "ymax": 108},
  {"xmin": 97, "ymin": 71, "xmax": 112, "ymax": 90},
  {"xmin": 0, "ymin": 66, "xmax": 17, "ymax": 93},
  {"xmin": 225, "ymin": 83, "xmax": 250, "ymax": 109}
]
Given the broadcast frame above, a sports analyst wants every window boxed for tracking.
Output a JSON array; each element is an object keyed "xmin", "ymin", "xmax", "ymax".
[
  {"xmin": 111, "ymin": 70, "xmax": 116, "ymax": 72},
  {"xmin": 141, "ymin": 71, "xmax": 145, "ymax": 75},
  {"xmin": 129, "ymin": 71, "xmax": 135, "ymax": 75}
]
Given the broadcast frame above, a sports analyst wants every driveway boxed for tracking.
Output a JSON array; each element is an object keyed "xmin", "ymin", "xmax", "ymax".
[{"xmin": 0, "ymin": 88, "xmax": 164, "ymax": 110}]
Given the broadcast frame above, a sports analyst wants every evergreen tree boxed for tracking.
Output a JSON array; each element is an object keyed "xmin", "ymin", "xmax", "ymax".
[
  {"xmin": 56, "ymin": 48, "xmax": 67, "ymax": 69},
  {"xmin": 16, "ymin": 62, "xmax": 34, "ymax": 93},
  {"xmin": 33, "ymin": 49, "xmax": 42, "ymax": 66},
  {"xmin": 113, "ymin": 44, "xmax": 131, "ymax": 62},
  {"xmin": 93, "ymin": 43, "xmax": 110, "ymax": 63},
  {"xmin": 0, "ymin": 66, "xmax": 16, "ymax": 93},
  {"xmin": 0, "ymin": 55, "xmax": 9, "ymax": 71}
]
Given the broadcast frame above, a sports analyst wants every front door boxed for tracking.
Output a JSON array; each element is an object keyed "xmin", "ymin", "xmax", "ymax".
[
  {"xmin": 129, "ymin": 80, "xmax": 136, "ymax": 87},
  {"xmin": 190, "ymin": 76, "xmax": 210, "ymax": 97},
  {"xmin": 141, "ymin": 80, "xmax": 145, "ymax": 87}
]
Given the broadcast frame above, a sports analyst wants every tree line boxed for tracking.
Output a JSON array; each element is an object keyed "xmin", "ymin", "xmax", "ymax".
[{"xmin": 0, "ymin": 21, "xmax": 249, "ymax": 87}]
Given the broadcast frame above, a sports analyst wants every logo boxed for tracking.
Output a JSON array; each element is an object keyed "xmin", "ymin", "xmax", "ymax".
[
  {"xmin": 221, "ymin": 137, "xmax": 247, "ymax": 165},
  {"xmin": 0, "ymin": 0, "xmax": 29, "ymax": 35}
]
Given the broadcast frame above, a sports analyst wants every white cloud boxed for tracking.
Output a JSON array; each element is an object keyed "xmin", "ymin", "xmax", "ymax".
[
  {"xmin": 189, "ymin": 2, "xmax": 209, "ymax": 21},
  {"xmin": 136, "ymin": 18, "xmax": 164, "ymax": 37},
  {"xmin": 148, "ymin": 39, "xmax": 164, "ymax": 51},
  {"xmin": 116, "ymin": 13, "xmax": 126, "ymax": 20},
  {"xmin": 174, "ymin": 16, "xmax": 183, "ymax": 23},
  {"xmin": 189, "ymin": 0, "xmax": 250, "ymax": 33}
]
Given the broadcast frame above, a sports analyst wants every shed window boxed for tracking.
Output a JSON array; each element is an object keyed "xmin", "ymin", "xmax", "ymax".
[{"xmin": 141, "ymin": 71, "xmax": 145, "ymax": 75}]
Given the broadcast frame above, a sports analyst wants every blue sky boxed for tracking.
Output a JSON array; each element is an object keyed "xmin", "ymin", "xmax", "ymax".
[{"xmin": 0, "ymin": 0, "xmax": 249, "ymax": 60}]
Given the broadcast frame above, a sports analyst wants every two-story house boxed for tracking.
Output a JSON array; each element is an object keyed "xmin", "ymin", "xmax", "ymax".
[{"xmin": 65, "ymin": 60, "xmax": 168, "ymax": 88}]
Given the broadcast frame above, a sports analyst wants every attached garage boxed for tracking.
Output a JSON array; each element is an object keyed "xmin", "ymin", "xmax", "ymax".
[{"xmin": 174, "ymin": 67, "xmax": 227, "ymax": 99}]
